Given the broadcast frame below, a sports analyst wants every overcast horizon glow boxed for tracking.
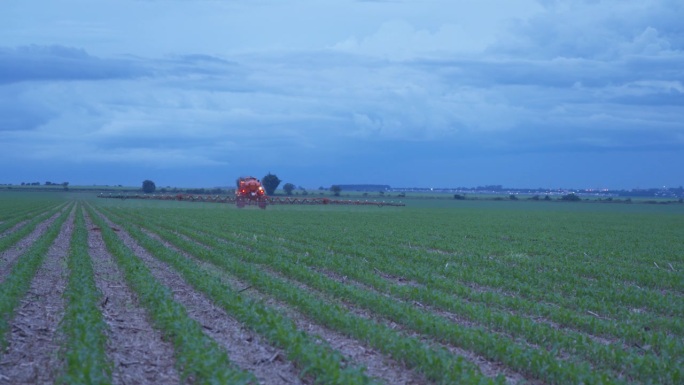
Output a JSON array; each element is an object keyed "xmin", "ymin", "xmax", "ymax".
[{"xmin": 1, "ymin": 0, "xmax": 682, "ymax": 190}]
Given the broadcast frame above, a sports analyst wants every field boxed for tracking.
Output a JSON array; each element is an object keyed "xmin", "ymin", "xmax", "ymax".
[{"xmin": 0, "ymin": 192, "xmax": 682, "ymax": 384}]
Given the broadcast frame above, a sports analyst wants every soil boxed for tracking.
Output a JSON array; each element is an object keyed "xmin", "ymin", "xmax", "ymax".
[
  {"xmin": 83, "ymin": 209, "xmax": 181, "ymax": 385},
  {"xmin": 136, "ymin": 224, "xmax": 429, "ymax": 385},
  {"xmin": 0, "ymin": 209, "xmax": 67, "ymax": 284},
  {"xmin": 91, "ymin": 209, "xmax": 304, "ymax": 385},
  {"xmin": 283, "ymin": 265, "xmax": 533, "ymax": 385},
  {"xmin": 0, "ymin": 207, "xmax": 74, "ymax": 384},
  {"xmin": 0, "ymin": 220, "xmax": 29, "ymax": 238},
  {"xmin": 3, "ymin": 203, "xmax": 611, "ymax": 385}
]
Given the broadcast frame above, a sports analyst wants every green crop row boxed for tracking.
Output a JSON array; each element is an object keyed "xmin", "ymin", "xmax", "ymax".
[
  {"xmin": 327, "ymin": 240, "xmax": 682, "ymax": 344},
  {"xmin": 113, "ymin": 205, "xmax": 681, "ymax": 384},
  {"xmin": 101, "ymin": 206, "xmax": 503, "ymax": 385},
  {"xmin": 96, "ymin": 206, "xmax": 401, "ymax": 385},
  {"xmin": 260, "ymin": 210, "xmax": 683, "ymax": 320},
  {"xmin": 229, "ymin": 209, "xmax": 683, "ymax": 343},
  {"xmin": 0, "ymin": 203, "xmax": 67, "ymax": 254},
  {"xmin": 84, "ymin": 206, "xmax": 257, "ymax": 384},
  {"xmin": 227, "ymin": 217, "xmax": 683, "ymax": 378},
  {"xmin": 57, "ymin": 205, "xmax": 111, "ymax": 384},
  {"xmin": 164, "ymin": 221, "xmax": 620, "ymax": 385},
  {"xmin": 0, "ymin": 204, "xmax": 73, "ymax": 349},
  {"xmin": 0, "ymin": 194, "xmax": 58, "ymax": 217},
  {"xmin": 183, "ymin": 215, "xmax": 679, "ymax": 385},
  {"xmin": 93, "ymin": 202, "xmax": 682, "ymax": 385},
  {"xmin": 0, "ymin": 202, "xmax": 57, "ymax": 234}
]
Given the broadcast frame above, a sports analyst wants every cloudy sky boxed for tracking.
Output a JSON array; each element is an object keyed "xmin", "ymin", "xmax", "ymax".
[{"xmin": 1, "ymin": 0, "xmax": 682, "ymax": 189}]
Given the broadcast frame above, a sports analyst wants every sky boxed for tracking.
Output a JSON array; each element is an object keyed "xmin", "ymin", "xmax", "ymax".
[{"xmin": 1, "ymin": 0, "xmax": 682, "ymax": 190}]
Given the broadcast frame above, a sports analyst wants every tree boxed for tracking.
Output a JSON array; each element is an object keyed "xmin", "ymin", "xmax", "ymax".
[
  {"xmin": 561, "ymin": 193, "xmax": 581, "ymax": 202},
  {"xmin": 330, "ymin": 185, "xmax": 342, "ymax": 196},
  {"xmin": 261, "ymin": 173, "xmax": 281, "ymax": 195},
  {"xmin": 142, "ymin": 179, "xmax": 156, "ymax": 194},
  {"xmin": 283, "ymin": 183, "xmax": 295, "ymax": 195}
]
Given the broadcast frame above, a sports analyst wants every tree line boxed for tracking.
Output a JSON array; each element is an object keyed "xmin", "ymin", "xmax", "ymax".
[{"xmin": 142, "ymin": 173, "xmax": 307, "ymax": 196}]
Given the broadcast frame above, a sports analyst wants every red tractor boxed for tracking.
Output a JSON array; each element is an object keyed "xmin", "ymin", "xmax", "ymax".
[{"xmin": 236, "ymin": 176, "xmax": 267, "ymax": 209}]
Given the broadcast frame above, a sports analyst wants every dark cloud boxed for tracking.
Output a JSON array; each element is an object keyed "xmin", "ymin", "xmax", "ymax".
[
  {"xmin": 1, "ymin": 2, "xmax": 682, "ymax": 189},
  {"xmin": 0, "ymin": 86, "xmax": 57, "ymax": 131},
  {"xmin": 0, "ymin": 103, "xmax": 55, "ymax": 131},
  {"xmin": 161, "ymin": 54, "xmax": 240, "ymax": 75},
  {"xmin": 0, "ymin": 45, "xmax": 150, "ymax": 84}
]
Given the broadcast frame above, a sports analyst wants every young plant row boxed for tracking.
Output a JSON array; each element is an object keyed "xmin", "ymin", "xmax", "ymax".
[
  {"xmin": 101, "ymin": 207, "xmax": 503, "ymax": 385},
  {"xmin": 248, "ymin": 211, "xmax": 684, "ymax": 340},
  {"xmin": 247, "ymin": 220, "xmax": 683, "ymax": 371},
  {"xmin": 101, "ymin": 205, "xmax": 683, "ymax": 384},
  {"xmin": 0, "ymin": 203, "xmax": 68, "ymax": 254},
  {"xmin": 0, "ymin": 202, "xmax": 58, "ymax": 234},
  {"xmin": 269, "ymin": 207, "xmax": 683, "ymax": 302},
  {"xmin": 164, "ymin": 207, "xmax": 680, "ymax": 351},
  {"xmin": 152, "ymin": 206, "xmax": 684, "ymax": 334},
  {"xmin": 171, "ymin": 223, "xmax": 626, "ymax": 385},
  {"xmin": 0, "ymin": 204, "xmax": 73, "ymax": 349},
  {"xmin": 85, "ymin": 206, "xmax": 258, "ymax": 384},
  {"xmin": 57, "ymin": 205, "xmax": 111, "ymax": 384},
  {"xmin": 99, "ymin": 206, "xmax": 384, "ymax": 385},
  {"xmin": 203, "ymin": 221, "xmax": 680, "ymax": 385},
  {"xmin": 0, "ymin": 196, "xmax": 58, "ymax": 218},
  {"xmin": 122, "ymin": 207, "xmax": 681, "ymax": 385},
  {"xmin": 266, "ymin": 212, "xmax": 683, "ymax": 321}
]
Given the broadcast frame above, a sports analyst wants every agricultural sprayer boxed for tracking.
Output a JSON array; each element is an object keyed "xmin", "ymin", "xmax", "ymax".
[{"xmin": 98, "ymin": 176, "xmax": 404, "ymax": 208}]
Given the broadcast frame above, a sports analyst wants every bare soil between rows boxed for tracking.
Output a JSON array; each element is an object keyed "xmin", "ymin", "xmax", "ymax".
[
  {"xmin": 83, "ymin": 209, "xmax": 181, "ymax": 385},
  {"xmin": 92, "ymin": 209, "xmax": 305, "ymax": 385},
  {"xmin": 0, "ymin": 209, "xmax": 67, "ymax": 285},
  {"xmin": 137, "ymin": 224, "xmax": 429, "ymax": 385},
  {"xmin": 1, "ymin": 207, "xmax": 74, "ymax": 384}
]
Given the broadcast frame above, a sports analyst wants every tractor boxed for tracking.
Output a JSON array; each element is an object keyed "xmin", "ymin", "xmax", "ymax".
[{"xmin": 236, "ymin": 176, "xmax": 267, "ymax": 209}]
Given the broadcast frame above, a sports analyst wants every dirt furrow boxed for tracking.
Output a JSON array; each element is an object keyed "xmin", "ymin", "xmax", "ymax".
[
  {"xmin": 0, "ymin": 209, "xmax": 66, "ymax": 284},
  {"xmin": 303, "ymin": 266, "xmax": 537, "ymax": 384},
  {"xmin": 93, "ymin": 210, "xmax": 304, "ymax": 385},
  {"xmin": 0, "ymin": 220, "xmax": 29, "ymax": 239},
  {"xmin": 373, "ymin": 267, "xmax": 623, "ymax": 347},
  {"xmin": 137, "ymin": 225, "xmax": 429, "ymax": 385},
  {"xmin": 255, "ymin": 261, "xmax": 535, "ymax": 385},
  {"xmin": 0, "ymin": 207, "xmax": 74, "ymax": 384},
  {"xmin": 83, "ymin": 211, "xmax": 181, "ymax": 385},
  {"xmin": 242, "ymin": 281, "xmax": 430, "ymax": 385}
]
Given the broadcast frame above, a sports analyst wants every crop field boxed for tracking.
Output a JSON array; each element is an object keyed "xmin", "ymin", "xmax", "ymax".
[{"xmin": 0, "ymin": 192, "xmax": 682, "ymax": 384}]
